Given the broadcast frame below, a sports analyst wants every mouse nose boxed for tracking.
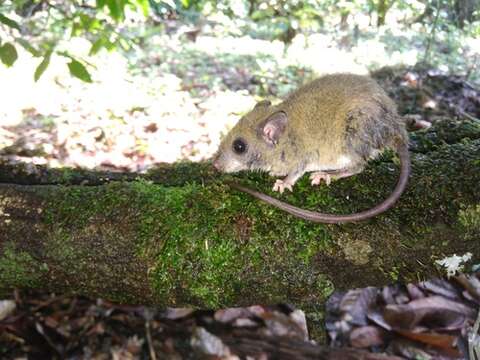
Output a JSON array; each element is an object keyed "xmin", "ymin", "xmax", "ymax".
[{"xmin": 213, "ymin": 159, "xmax": 221, "ymax": 171}]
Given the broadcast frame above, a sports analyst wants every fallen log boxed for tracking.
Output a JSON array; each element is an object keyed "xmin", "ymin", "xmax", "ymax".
[{"xmin": 1, "ymin": 120, "xmax": 479, "ymax": 337}]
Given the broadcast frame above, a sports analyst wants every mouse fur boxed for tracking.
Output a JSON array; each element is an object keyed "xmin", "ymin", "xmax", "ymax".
[{"xmin": 213, "ymin": 73, "xmax": 410, "ymax": 223}]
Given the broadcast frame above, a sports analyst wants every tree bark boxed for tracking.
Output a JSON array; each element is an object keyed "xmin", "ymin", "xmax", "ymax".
[
  {"xmin": 377, "ymin": 0, "xmax": 389, "ymax": 27},
  {"xmin": 454, "ymin": 0, "xmax": 479, "ymax": 28},
  {"xmin": 1, "ymin": 119, "xmax": 479, "ymax": 331}
]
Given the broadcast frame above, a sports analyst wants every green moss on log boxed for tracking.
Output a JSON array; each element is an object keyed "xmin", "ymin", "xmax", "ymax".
[
  {"xmin": 29, "ymin": 140, "xmax": 477, "ymax": 309},
  {"xmin": 41, "ymin": 183, "xmax": 155, "ymax": 303},
  {"xmin": 0, "ymin": 135, "xmax": 478, "ymax": 339},
  {"xmin": 0, "ymin": 242, "xmax": 45, "ymax": 288},
  {"xmin": 459, "ymin": 204, "xmax": 480, "ymax": 231},
  {"xmin": 128, "ymin": 179, "xmax": 335, "ymax": 308}
]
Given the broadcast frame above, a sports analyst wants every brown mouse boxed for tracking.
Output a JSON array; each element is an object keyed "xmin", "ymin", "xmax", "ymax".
[{"xmin": 213, "ymin": 73, "xmax": 410, "ymax": 223}]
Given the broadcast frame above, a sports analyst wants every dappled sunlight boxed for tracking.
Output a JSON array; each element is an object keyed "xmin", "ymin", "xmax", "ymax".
[
  {"xmin": 195, "ymin": 35, "xmax": 285, "ymax": 57},
  {"xmin": 0, "ymin": 3, "xmax": 478, "ymax": 172},
  {"xmin": 287, "ymin": 34, "xmax": 367, "ymax": 74},
  {"xmin": 0, "ymin": 35, "xmax": 253, "ymax": 170}
]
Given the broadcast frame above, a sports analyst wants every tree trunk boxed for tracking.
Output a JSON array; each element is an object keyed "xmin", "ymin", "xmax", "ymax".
[
  {"xmin": 377, "ymin": 0, "xmax": 392, "ymax": 27},
  {"xmin": 248, "ymin": 0, "xmax": 257, "ymax": 17},
  {"xmin": 1, "ymin": 119, "xmax": 479, "ymax": 332},
  {"xmin": 454, "ymin": 0, "xmax": 479, "ymax": 28}
]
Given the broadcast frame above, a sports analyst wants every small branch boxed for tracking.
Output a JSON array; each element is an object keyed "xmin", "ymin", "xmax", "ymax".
[{"xmin": 469, "ymin": 308, "xmax": 480, "ymax": 360}]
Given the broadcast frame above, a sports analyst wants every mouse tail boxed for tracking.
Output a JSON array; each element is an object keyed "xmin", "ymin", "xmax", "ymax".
[{"xmin": 229, "ymin": 142, "xmax": 410, "ymax": 224}]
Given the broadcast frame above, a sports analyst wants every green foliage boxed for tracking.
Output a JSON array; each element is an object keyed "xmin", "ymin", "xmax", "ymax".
[
  {"xmin": 0, "ymin": 0, "xmax": 479, "ymax": 83},
  {"xmin": 0, "ymin": 13, "xmax": 20, "ymax": 31},
  {"xmin": 0, "ymin": 41, "xmax": 17, "ymax": 66},
  {"xmin": 34, "ymin": 50, "xmax": 51, "ymax": 81},
  {"xmin": 249, "ymin": 0, "xmax": 324, "ymax": 28},
  {"xmin": 0, "ymin": 0, "xmax": 158, "ymax": 81},
  {"xmin": 16, "ymin": 37, "xmax": 40, "ymax": 56},
  {"xmin": 67, "ymin": 59, "xmax": 93, "ymax": 83},
  {"xmin": 95, "ymin": 0, "xmax": 151, "ymax": 21}
]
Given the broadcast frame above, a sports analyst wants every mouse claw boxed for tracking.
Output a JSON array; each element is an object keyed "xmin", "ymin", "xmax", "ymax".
[
  {"xmin": 273, "ymin": 180, "xmax": 284, "ymax": 193},
  {"xmin": 310, "ymin": 172, "xmax": 332, "ymax": 186},
  {"xmin": 273, "ymin": 179, "xmax": 293, "ymax": 194}
]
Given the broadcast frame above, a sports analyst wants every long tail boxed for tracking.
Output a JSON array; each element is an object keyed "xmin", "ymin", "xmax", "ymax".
[{"xmin": 229, "ymin": 143, "xmax": 410, "ymax": 224}]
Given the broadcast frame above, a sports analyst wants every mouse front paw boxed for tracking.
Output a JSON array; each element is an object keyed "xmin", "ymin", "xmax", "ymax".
[
  {"xmin": 272, "ymin": 179, "xmax": 293, "ymax": 194},
  {"xmin": 310, "ymin": 172, "xmax": 332, "ymax": 186}
]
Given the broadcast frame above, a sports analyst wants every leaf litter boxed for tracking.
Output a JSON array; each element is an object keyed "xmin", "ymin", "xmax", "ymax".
[
  {"xmin": 326, "ymin": 273, "xmax": 480, "ymax": 359},
  {"xmin": 1, "ymin": 273, "xmax": 479, "ymax": 359}
]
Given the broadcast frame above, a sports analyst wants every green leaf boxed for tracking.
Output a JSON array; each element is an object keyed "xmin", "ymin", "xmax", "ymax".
[
  {"xmin": 106, "ymin": 0, "xmax": 125, "ymax": 20},
  {"xmin": 34, "ymin": 51, "xmax": 52, "ymax": 81},
  {"xmin": 0, "ymin": 42, "xmax": 18, "ymax": 67},
  {"xmin": 96, "ymin": 0, "xmax": 106, "ymax": 8},
  {"xmin": 16, "ymin": 38, "xmax": 40, "ymax": 57},
  {"xmin": 118, "ymin": 37, "xmax": 131, "ymax": 51},
  {"xmin": 89, "ymin": 37, "xmax": 105, "ymax": 55},
  {"xmin": 79, "ymin": 14, "xmax": 94, "ymax": 30},
  {"xmin": 71, "ymin": 22, "xmax": 82, "ymax": 37},
  {"xmin": 0, "ymin": 14, "xmax": 21, "ymax": 31},
  {"xmin": 67, "ymin": 59, "xmax": 92, "ymax": 83},
  {"xmin": 104, "ymin": 39, "xmax": 116, "ymax": 51},
  {"xmin": 135, "ymin": 0, "xmax": 150, "ymax": 16}
]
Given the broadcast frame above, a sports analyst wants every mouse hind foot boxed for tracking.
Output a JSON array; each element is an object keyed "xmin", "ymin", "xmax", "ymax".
[
  {"xmin": 310, "ymin": 167, "xmax": 362, "ymax": 186},
  {"xmin": 273, "ymin": 179, "xmax": 294, "ymax": 193},
  {"xmin": 273, "ymin": 170, "xmax": 305, "ymax": 193}
]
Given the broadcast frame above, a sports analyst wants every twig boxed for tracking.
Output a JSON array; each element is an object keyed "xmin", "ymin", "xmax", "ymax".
[
  {"xmin": 145, "ymin": 319, "xmax": 157, "ymax": 360},
  {"xmin": 423, "ymin": 0, "xmax": 441, "ymax": 63},
  {"xmin": 35, "ymin": 322, "xmax": 63, "ymax": 357},
  {"xmin": 469, "ymin": 307, "xmax": 480, "ymax": 360},
  {"xmin": 457, "ymin": 108, "xmax": 480, "ymax": 123}
]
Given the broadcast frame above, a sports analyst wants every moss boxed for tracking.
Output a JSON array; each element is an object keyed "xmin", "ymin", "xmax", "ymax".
[
  {"xmin": 458, "ymin": 204, "xmax": 480, "ymax": 231},
  {"xmin": 0, "ymin": 242, "xmax": 44, "ymax": 289},
  {"xmin": 41, "ymin": 183, "xmax": 154, "ymax": 303},
  {"xmin": 46, "ymin": 182, "xmax": 135, "ymax": 228},
  {"xmin": 44, "ymin": 229, "xmax": 77, "ymax": 262},
  {"xmin": 132, "ymin": 180, "xmax": 245, "ymax": 307},
  {"xmin": 337, "ymin": 236, "xmax": 372, "ymax": 265},
  {"xmin": 146, "ymin": 161, "xmax": 214, "ymax": 187},
  {"xmin": 128, "ymin": 139, "xmax": 479, "ymax": 308},
  {"xmin": 409, "ymin": 119, "xmax": 480, "ymax": 153},
  {"xmin": 58, "ymin": 168, "xmax": 77, "ymax": 183},
  {"xmin": 128, "ymin": 177, "xmax": 335, "ymax": 308}
]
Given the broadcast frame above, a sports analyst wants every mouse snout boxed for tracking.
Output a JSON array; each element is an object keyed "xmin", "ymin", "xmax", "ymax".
[{"xmin": 212, "ymin": 157, "xmax": 223, "ymax": 171}]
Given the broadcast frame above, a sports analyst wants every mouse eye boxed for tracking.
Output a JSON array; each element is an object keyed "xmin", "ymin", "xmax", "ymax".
[{"xmin": 232, "ymin": 138, "xmax": 247, "ymax": 155}]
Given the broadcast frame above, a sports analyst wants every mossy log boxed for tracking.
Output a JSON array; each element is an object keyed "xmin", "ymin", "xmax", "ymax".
[{"xmin": 1, "ymin": 120, "xmax": 479, "ymax": 334}]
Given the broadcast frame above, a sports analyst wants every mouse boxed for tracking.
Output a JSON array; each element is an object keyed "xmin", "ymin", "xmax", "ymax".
[{"xmin": 212, "ymin": 73, "xmax": 411, "ymax": 224}]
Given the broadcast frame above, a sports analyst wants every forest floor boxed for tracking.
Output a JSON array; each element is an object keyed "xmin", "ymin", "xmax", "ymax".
[{"xmin": 0, "ymin": 14, "xmax": 478, "ymax": 172}]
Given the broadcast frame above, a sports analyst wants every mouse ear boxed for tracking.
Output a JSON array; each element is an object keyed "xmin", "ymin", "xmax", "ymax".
[
  {"xmin": 260, "ymin": 111, "xmax": 288, "ymax": 146},
  {"xmin": 254, "ymin": 100, "xmax": 271, "ymax": 109}
]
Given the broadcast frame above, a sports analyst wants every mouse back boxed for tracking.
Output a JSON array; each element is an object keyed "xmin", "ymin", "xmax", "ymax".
[
  {"xmin": 279, "ymin": 74, "xmax": 407, "ymax": 162},
  {"xmin": 213, "ymin": 74, "xmax": 408, "ymax": 177}
]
